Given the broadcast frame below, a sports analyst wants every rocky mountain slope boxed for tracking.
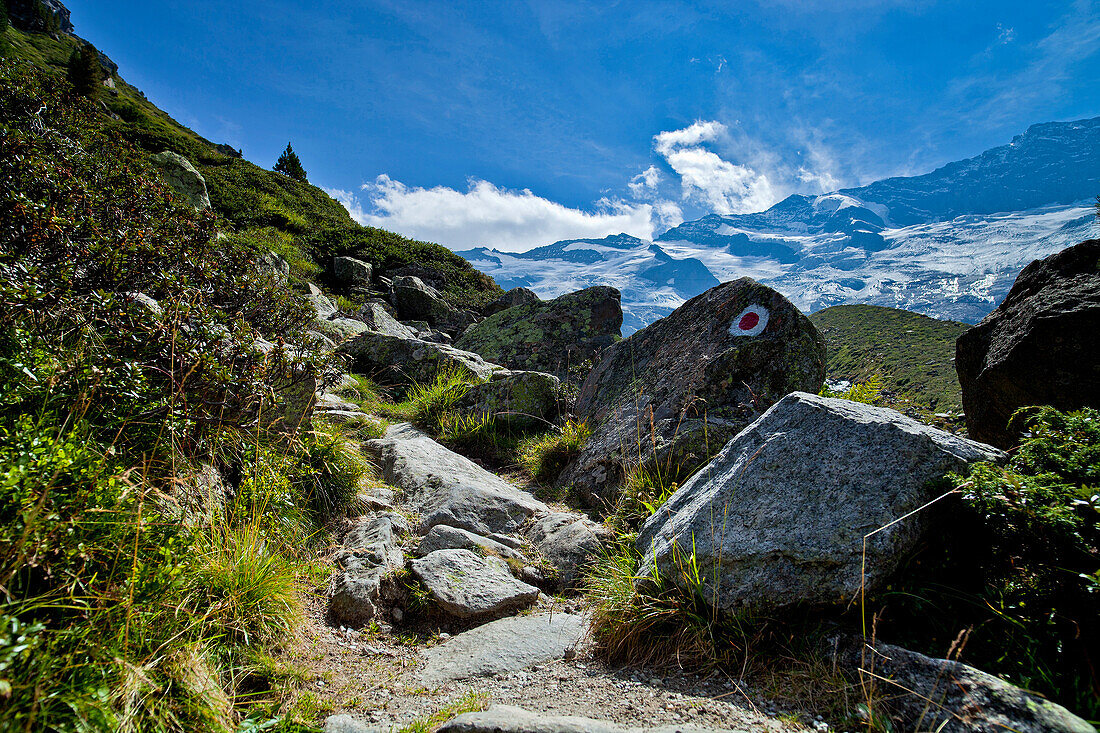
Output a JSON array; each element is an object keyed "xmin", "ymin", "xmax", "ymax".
[{"xmin": 461, "ymin": 118, "xmax": 1100, "ymax": 333}]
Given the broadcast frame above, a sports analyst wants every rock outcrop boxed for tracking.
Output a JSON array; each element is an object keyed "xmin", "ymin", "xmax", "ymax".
[
  {"xmin": 956, "ymin": 239, "xmax": 1100, "ymax": 447},
  {"xmin": 483, "ymin": 287, "xmax": 541, "ymax": 316},
  {"xmin": 637, "ymin": 392, "xmax": 1003, "ymax": 612},
  {"xmin": 558, "ymin": 278, "xmax": 826, "ymax": 506},
  {"xmin": 390, "ymin": 276, "xmax": 474, "ymax": 335},
  {"xmin": 328, "ymin": 513, "xmax": 409, "ymax": 627},
  {"xmin": 410, "ymin": 549, "xmax": 540, "ymax": 620},
  {"xmin": 842, "ymin": 641, "xmax": 1095, "ymax": 733},
  {"xmin": 149, "ymin": 151, "xmax": 211, "ymax": 210},
  {"xmin": 8, "ymin": 0, "xmax": 74, "ymax": 33},
  {"xmin": 455, "ymin": 286, "xmax": 622, "ymax": 378},
  {"xmin": 354, "ymin": 301, "xmax": 419, "ymax": 339},
  {"xmin": 456, "ymin": 370, "xmax": 562, "ymax": 429},
  {"xmin": 365, "ymin": 424, "xmax": 548, "ymax": 536},
  {"xmin": 333, "ymin": 256, "xmax": 373, "ymax": 287},
  {"xmin": 526, "ymin": 512, "xmax": 610, "ymax": 589},
  {"xmin": 337, "ymin": 332, "xmax": 505, "ymax": 386}
]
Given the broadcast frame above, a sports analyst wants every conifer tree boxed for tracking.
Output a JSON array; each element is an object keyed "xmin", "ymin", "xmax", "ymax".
[
  {"xmin": 67, "ymin": 43, "xmax": 104, "ymax": 98},
  {"xmin": 274, "ymin": 143, "xmax": 308, "ymax": 182}
]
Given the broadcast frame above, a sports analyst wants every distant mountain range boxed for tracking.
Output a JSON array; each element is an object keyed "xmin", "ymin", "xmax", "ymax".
[{"xmin": 459, "ymin": 117, "xmax": 1100, "ymax": 333}]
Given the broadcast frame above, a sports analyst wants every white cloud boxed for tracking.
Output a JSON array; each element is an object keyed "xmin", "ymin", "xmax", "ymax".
[
  {"xmin": 331, "ymin": 176, "xmax": 657, "ymax": 253},
  {"xmin": 628, "ymin": 165, "xmax": 662, "ymax": 197},
  {"xmin": 653, "ymin": 121, "xmax": 779, "ymax": 214}
]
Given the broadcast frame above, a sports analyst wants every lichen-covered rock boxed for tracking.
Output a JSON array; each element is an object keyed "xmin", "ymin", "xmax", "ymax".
[
  {"xmin": 957, "ymin": 239, "xmax": 1100, "ymax": 448},
  {"xmin": 483, "ymin": 287, "xmax": 541, "ymax": 316},
  {"xmin": 558, "ymin": 278, "xmax": 826, "ymax": 506},
  {"xmin": 840, "ymin": 641, "xmax": 1095, "ymax": 733},
  {"xmin": 333, "ymin": 256, "xmax": 373, "ymax": 286},
  {"xmin": 636, "ymin": 392, "xmax": 1004, "ymax": 612},
  {"xmin": 457, "ymin": 370, "xmax": 561, "ymax": 429},
  {"xmin": 525, "ymin": 512, "xmax": 611, "ymax": 589},
  {"xmin": 410, "ymin": 549, "xmax": 539, "ymax": 620},
  {"xmin": 354, "ymin": 301, "xmax": 418, "ymax": 339},
  {"xmin": 149, "ymin": 151, "xmax": 211, "ymax": 210},
  {"xmin": 337, "ymin": 332, "xmax": 506, "ymax": 386},
  {"xmin": 390, "ymin": 276, "xmax": 475, "ymax": 335},
  {"xmin": 455, "ymin": 286, "xmax": 622, "ymax": 379}
]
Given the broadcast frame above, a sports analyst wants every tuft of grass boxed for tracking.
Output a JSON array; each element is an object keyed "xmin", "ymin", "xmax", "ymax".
[
  {"xmin": 400, "ymin": 368, "xmax": 472, "ymax": 433},
  {"xmin": 518, "ymin": 420, "xmax": 592, "ymax": 485},
  {"xmin": 395, "ymin": 690, "xmax": 489, "ymax": 733},
  {"xmin": 607, "ymin": 465, "xmax": 679, "ymax": 533}
]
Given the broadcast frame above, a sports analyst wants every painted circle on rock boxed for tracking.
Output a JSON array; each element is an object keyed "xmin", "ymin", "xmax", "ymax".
[{"xmin": 730, "ymin": 305, "xmax": 769, "ymax": 337}]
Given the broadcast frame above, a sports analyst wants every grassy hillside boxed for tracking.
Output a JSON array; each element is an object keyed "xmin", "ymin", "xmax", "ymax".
[
  {"xmin": 1, "ymin": 22, "xmax": 500, "ymax": 309},
  {"xmin": 810, "ymin": 304, "xmax": 970, "ymax": 414}
]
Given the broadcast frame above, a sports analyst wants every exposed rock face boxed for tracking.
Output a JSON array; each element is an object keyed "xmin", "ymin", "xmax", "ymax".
[
  {"xmin": 457, "ymin": 370, "xmax": 561, "ymax": 429},
  {"xmin": 842, "ymin": 641, "xmax": 1095, "ymax": 733},
  {"xmin": 328, "ymin": 513, "xmax": 409, "ymax": 627},
  {"xmin": 416, "ymin": 524, "xmax": 527, "ymax": 563},
  {"xmin": 637, "ymin": 392, "xmax": 1003, "ymax": 612},
  {"xmin": 455, "ymin": 286, "xmax": 622, "ymax": 378},
  {"xmin": 483, "ymin": 287, "xmax": 541, "ymax": 316},
  {"xmin": 337, "ymin": 332, "xmax": 505, "ymax": 386},
  {"xmin": 354, "ymin": 301, "xmax": 418, "ymax": 340},
  {"xmin": 559, "ymin": 278, "xmax": 826, "ymax": 506},
  {"xmin": 8, "ymin": 0, "xmax": 74, "ymax": 33},
  {"xmin": 149, "ymin": 151, "xmax": 211, "ymax": 210},
  {"xmin": 390, "ymin": 276, "xmax": 474, "ymax": 335},
  {"xmin": 956, "ymin": 239, "xmax": 1100, "ymax": 448},
  {"xmin": 365, "ymin": 424, "xmax": 548, "ymax": 536},
  {"xmin": 410, "ymin": 549, "xmax": 540, "ymax": 620},
  {"xmin": 526, "ymin": 512, "xmax": 611, "ymax": 589},
  {"xmin": 417, "ymin": 614, "xmax": 588, "ymax": 687},
  {"xmin": 333, "ymin": 256, "xmax": 373, "ymax": 286}
]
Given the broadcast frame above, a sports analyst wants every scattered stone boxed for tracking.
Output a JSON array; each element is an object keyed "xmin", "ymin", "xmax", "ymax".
[
  {"xmin": 484, "ymin": 287, "xmax": 541, "ymax": 316},
  {"xmin": 526, "ymin": 512, "xmax": 611, "ymax": 589},
  {"xmin": 457, "ymin": 370, "xmax": 562, "ymax": 429},
  {"xmin": 637, "ymin": 392, "xmax": 1004, "ymax": 612},
  {"xmin": 417, "ymin": 613, "xmax": 587, "ymax": 687},
  {"xmin": 328, "ymin": 513, "xmax": 409, "ymax": 627},
  {"xmin": 559, "ymin": 278, "xmax": 827, "ymax": 506},
  {"xmin": 148, "ymin": 151, "xmax": 211, "ymax": 210},
  {"xmin": 410, "ymin": 549, "xmax": 539, "ymax": 620},
  {"xmin": 355, "ymin": 301, "xmax": 419, "ymax": 339},
  {"xmin": 455, "ymin": 286, "xmax": 622, "ymax": 379},
  {"xmin": 305, "ymin": 283, "xmax": 339, "ymax": 320},
  {"xmin": 390, "ymin": 276, "xmax": 475, "ymax": 334},
  {"xmin": 842, "ymin": 641, "xmax": 1095, "ymax": 733},
  {"xmin": 438, "ymin": 705, "xmax": 743, "ymax": 732},
  {"xmin": 366, "ymin": 424, "xmax": 548, "ymax": 536},
  {"xmin": 333, "ymin": 256, "xmax": 374, "ymax": 286},
  {"xmin": 324, "ymin": 715, "xmax": 383, "ymax": 733},
  {"xmin": 416, "ymin": 524, "xmax": 527, "ymax": 563},
  {"xmin": 337, "ymin": 332, "xmax": 505, "ymax": 386},
  {"xmin": 956, "ymin": 239, "xmax": 1100, "ymax": 448}
]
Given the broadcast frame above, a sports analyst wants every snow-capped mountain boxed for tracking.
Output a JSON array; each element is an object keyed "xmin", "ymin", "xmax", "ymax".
[{"xmin": 459, "ymin": 117, "xmax": 1100, "ymax": 334}]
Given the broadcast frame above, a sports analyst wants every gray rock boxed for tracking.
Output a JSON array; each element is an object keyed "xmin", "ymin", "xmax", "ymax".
[
  {"xmin": 305, "ymin": 284, "xmax": 339, "ymax": 320},
  {"xmin": 438, "ymin": 705, "xmax": 743, "ymax": 733},
  {"xmin": 148, "ymin": 151, "xmax": 211, "ymax": 210},
  {"xmin": 259, "ymin": 251, "xmax": 290, "ymax": 285},
  {"xmin": 122, "ymin": 291, "xmax": 162, "ymax": 316},
  {"xmin": 458, "ymin": 370, "xmax": 562, "ymax": 430},
  {"xmin": 8, "ymin": 0, "xmax": 74, "ymax": 33},
  {"xmin": 416, "ymin": 524, "xmax": 527, "ymax": 563},
  {"xmin": 410, "ymin": 549, "xmax": 539, "ymax": 620},
  {"xmin": 333, "ymin": 256, "xmax": 373, "ymax": 286},
  {"xmin": 957, "ymin": 239, "xmax": 1100, "ymax": 448},
  {"xmin": 337, "ymin": 332, "xmax": 506, "ymax": 386},
  {"xmin": 328, "ymin": 513, "xmax": 408, "ymax": 627},
  {"xmin": 843, "ymin": 641, "xmax": 1095, "ymax": 733},
  {"xmin": 315, "ymin": 316, "xmax": 373, "ymax": 342},
  {"xmin": 417, "ymin": 613, "xmax": 587, "ymax": 687},
  {"xmin": 483, "ymin": 287, "xmax": 541, "ymax": 316},
  {"xmin": 355, "ymin": 301, "xmax": 418, "ymax": 339},
  {"xmin": 390, "ymin": 275, "xmax": 474, "ymax": 335},
  {"xmin": 366, "ymin": 423, "xmax": 548, "ymax": 536},
  {"xmin": 455, "ymin": 286, "xmax": 622, "ymax": 379},
  {"xmin": 526, "ymin": 512, "xmax": 611, "ymax": 589},
  {"xmin": 637, "ymin": 392, "xmax": 1004, "ymax": 612},
  {"xmin": 558, "ymin": 277, "xmax": 826, "ymax": 507},
  {"xmin": 323, "ymin": 715, "xmax": 383, "ymax": 733}
]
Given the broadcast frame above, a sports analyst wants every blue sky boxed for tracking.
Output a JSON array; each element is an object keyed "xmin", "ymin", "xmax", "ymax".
[{"xmin": 69, "ymin": 1, "xmax": 1100, "ymax": 251}]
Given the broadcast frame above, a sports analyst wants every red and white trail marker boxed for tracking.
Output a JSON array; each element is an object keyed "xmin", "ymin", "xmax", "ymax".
[{"xmin": 730, "ymin": 304, "xmax": 769, "ymax": 337}]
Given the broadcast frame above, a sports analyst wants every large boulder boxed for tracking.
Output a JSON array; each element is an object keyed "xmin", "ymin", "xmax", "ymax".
[
  {"xmin": 841, "ymin": 641, "xmax": 1094, "ymax": 733},
  {"xmin": 328, "ymin": 513, "xmax": 409, "ymax": 627},
  {"xmin": 410, "ymin": 549, "xmax": 540, "ymax": 620},
  {"xmin": 457, "ymin": 370, "xmax": 562, "ymax": 430},
  {"xmin": 455, "ymin": 286, "xmax": 622, "ymax": 379},
  {"xmin": 525, "ymin": 512, "xmax": 611, "ymax": 589},
  {"xmin": 337, "ymin": 332, "xmax": 506, "ymax": 386},
  {"xmin": 956, "ymin": 239, "xmax": 1100, "ymax": 448},
  {"xmin": 558, "ymin": 278, "xmax": 826, "ymax": 506},
  {"xmin": 390, "ymin": 276, "xmax": 475, "ymax": 335},
  {"xmin": 637, "ymin": 392, "xmax": 1004, "ymax": 612},
  {"xmin": 483, "ymin": 287, "xmax": 541, "ymax": 316},
  {"xmin": 354, "ymin": 301, "xmax": 418, "ymax": 340},
  {"xmin": 333, "ymin": 256, "xmax": 373, "ymax": 287},
  {"xmin": 365, "ymin": 424, "xmax": 548, "ymax": 536},
  {"xmin": 148, "ymin": 151, "xmax": 211, "ymax": 210}
]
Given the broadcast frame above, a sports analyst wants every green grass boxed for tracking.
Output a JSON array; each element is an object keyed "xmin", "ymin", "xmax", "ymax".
[
  {"xmin": 518, "ymin": 420, "xmax": 592, "ymax": 485},
  {"xmin": 810, "ymin": 305, "xmax": 969, "ymax": 415}
]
